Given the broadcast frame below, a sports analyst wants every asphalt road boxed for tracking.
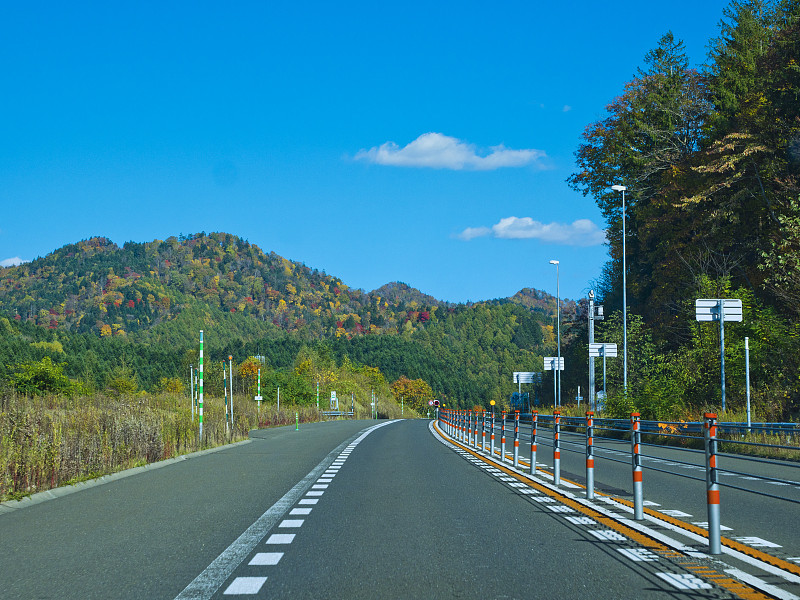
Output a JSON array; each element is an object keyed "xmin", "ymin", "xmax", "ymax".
[{"xmin": 2, "ymin": 418, "xmax": 794, "ymax": 599}]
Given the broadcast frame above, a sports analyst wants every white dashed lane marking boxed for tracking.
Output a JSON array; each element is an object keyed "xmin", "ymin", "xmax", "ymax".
[
  {"xmin": 248, "ymin": 553, "xmax": 283, "ymax": 566},
  {"xmin": 590, "ymin": 529, "xmax": 628, "ymax": 541},
  {"xmin": 655, "ymin": 573, "xmax": 713, "ymax": 590},
  {"xmin": 618, "ymin": 548, "xmax": 659, "ymax": 562},
  {"xmin": 223, "ymin": 577, "xmax": 267, "ymax": 595},
  {"xmin": 278, "ymin": 520, "xmax": 304, "ymax": 528},
  {"xmin": 265, "ymin": 534, "xmax": 295, "ymax": 544},
  {"xmin": 210, "ymin": 420, "xmax": 402, "ymax": 597}
]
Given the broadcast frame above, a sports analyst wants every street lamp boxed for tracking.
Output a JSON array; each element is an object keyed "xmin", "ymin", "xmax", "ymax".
[
  {"xmin": 549, "ymin": 259, "xmax": 561, "ymax": 406},
  {"xmin": 611, "ymin": 184, "xmax": 628, "ymax": 394}
]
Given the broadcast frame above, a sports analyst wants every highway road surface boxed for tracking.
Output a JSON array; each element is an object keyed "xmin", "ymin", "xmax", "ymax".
[{"xmin": 2, "ymin": 418, "xmax": 799, "ymax": 599}]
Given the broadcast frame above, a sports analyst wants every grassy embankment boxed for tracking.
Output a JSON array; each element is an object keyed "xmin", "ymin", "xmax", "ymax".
[{"xmin": 0, "ymin": 391, "xmax": 405, "ymax": 502}]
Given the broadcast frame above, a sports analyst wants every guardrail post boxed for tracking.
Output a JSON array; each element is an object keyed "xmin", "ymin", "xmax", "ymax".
[
  {"xmin": 586, "ymin": 411, "xmax": 594, "ymax": 500},
  {"xmin": 631, "ymin": 412, "xmax": 643, "ymax": 520},
  {"xmin": 481, "ymin": 410, "xmax": 487, "ymax": 452},
  {"xmin": 501, "ymin": 411, "xmax": 507, "ymax": 463},
  {"xmin": 704, "ymin": 412, "xmax": 721, "ymax": 554},
  {"xmin": 530, "ymin": 411, "xmax": 538, "ymax": 475},
  {"xmin": 513, "ymin": 410, "xmax": 520, "ymax": 467},
  {"xmin": 490, "ymin": 410, "xmax": 496, "ymax": 457},
  {"xmin": 553, "ymin": 411, "xmax": 561, "ymax": 486}
]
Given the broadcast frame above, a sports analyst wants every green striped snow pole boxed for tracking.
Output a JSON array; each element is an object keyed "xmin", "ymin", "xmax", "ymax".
[
  {"xmin": 199, "ymin": 330, "xmax": 204, "ymax": 441},
  {"xmin": 224, "ymin": 363, "xmax": 229, "ymax": 434}
]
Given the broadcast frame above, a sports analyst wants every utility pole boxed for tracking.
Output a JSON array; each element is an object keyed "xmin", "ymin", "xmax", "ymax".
[{"xmin": 589, "ymin": 290, "xmax": 595, "ymax": 411}]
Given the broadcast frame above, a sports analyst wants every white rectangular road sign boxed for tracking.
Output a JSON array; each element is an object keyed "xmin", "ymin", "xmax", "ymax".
[
  {"xmin": 589, "ymin": 343, "xmax": 618, "ymax": 357},
  {"xmin": 695, "ymin": 299, "xmax": 743, "ymax": 322},
  {"xmin": 543, "ymin": 357, "xmax": 564, "ymax": 371},
  {"xmin": 513, "ymin": 371, "xmax": 537, "ymax": 383}
]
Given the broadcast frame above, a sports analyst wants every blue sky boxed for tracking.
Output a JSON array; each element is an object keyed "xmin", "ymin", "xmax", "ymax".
[{"xmin": 1, "ymin": 1, "xmax": 731, "ymax": 303}]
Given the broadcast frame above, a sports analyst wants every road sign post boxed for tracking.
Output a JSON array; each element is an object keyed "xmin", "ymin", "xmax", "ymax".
[
  {"xmin": 543, "ymin": 357, "xmax": 564, "ymax": 409},
  {"xmin": 589, "ymin": 343, "xmax": 617, "ymax": 401},
  {"xmin": 696, "ymin": 299, "xmax": 743, "ymax": 412}
]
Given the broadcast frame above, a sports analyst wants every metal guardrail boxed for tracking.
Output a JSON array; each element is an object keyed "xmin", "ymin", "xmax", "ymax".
[
  {"xmin": 438, "ymin": 408, "xmax": 800, "ymax": 555},
  {"xmin": 320, "ymin": 411, "xmax": 354, "ymax": 418}
]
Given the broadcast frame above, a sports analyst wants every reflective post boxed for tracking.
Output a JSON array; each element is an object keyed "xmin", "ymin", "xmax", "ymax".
[
  {"xmin": 490, "ymin": 408, "xmax": 496, "ymax": 457},
  {"xmin": 586, "ymin": 411, "xmax": 595, "ymax": 500},
  {"xmin": 553, "ymin": 411, "xmax": 561, "ymax": 485},
  {"xmin": 481, "ymin": 410, "xmax": 487, "ymax": 452},
  {"xmin": 745, "ymin": 338, "xmax": 751, "ymax": 429},
  {"xmin": 501, "ymin": 410, "xmax": 507, "ymax": 463},
  {"xmin": 631, "ymin": 412, "xmax": 643, "ymax": 520},
  {"xmin": 513, "ymin": 410, "xmax": 520, "ymax": 467},
  {"xmin": 704, "ymin": 413, "xmax": 721, "ymax": 554},
  {"xmin": 198, "ymin": 331, "xmax": 204, "ymax": 442},
  {"xmin": 530, "ymin": 411, "xmax": 538, "ymax": 475}
]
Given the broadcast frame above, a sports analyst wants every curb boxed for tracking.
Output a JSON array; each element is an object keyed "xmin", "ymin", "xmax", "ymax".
[{"xmin": 0, "ymin": 439, "xmax": 252, "ymax": 515}]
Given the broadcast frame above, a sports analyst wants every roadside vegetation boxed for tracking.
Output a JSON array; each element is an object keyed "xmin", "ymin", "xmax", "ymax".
[{"xmin": 0, "ymin": 345, "xmax": 415, "ymax": 502}]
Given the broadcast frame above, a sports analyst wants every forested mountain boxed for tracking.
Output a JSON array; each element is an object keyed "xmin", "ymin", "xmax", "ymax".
[
  {"xmin": 0, "ymin": 233, "xmax": 565, "ymax": 407},
  {"xmin": 566, "ymin": 0, "xmax": 800, "ymax": 420}
]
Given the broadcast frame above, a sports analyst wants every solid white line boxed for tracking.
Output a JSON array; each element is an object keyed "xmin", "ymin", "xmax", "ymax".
[{"xmin": 174, "ymin": 420, "xmax": 401, "ymax": 600}]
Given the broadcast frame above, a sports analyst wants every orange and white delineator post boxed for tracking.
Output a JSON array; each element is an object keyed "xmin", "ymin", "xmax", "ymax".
[
  {"xmin": 586, "ymin": 411, "xmax": 595, "ymax": 500},
  {"xmin": 530, "ymin": 411, "xmax": 538, "ymax": 475},
  {"xmin": 705, "ymin": 413, "xmax": 721, "ymax": 554},
  {"xmin": 553, "ymin": 410, "xmax": 561, "ymax": 485},
  {"xmin": 490, "ymin": 409, "xmax": 496, "ymax": 457},
  {"xmin": 631, "ymin": 412, "xmax": 643, "ymax": 520},
  {"xmin": 500, "ymin": 411, "xmax": 507, "ymax": 463}
]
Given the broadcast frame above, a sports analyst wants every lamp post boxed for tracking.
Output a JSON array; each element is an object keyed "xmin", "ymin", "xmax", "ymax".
[
  {"xmin": 611, "ymin": 184, "xmax": 628, "ymax": 394},
  {"xmin": 549, "ymin": 259, "xmax": 561, "ymax": 406}
]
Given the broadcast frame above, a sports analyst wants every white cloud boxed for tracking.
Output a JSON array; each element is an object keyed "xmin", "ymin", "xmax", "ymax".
[
  {"xmin": 1, "ymin": 257, "xmax": 27, "ymax": 267},
  {"xmin": 355, "ymin": 132, "xmax": 546, "ymax": 171},
  {"xmin": 562, "ymin": 104, "xmax": 572, "ymax": 112},
  {"xmin": 456, "ymin": 226, "xmax": 491, "ymax": 241},
  {"xmin": 457, "ymin": 217, "xmax": 606, "ymax": 246}
]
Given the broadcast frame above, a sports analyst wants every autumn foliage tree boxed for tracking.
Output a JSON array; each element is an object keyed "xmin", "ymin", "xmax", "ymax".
[{"xmin": 390, "ymin": 376, "xmax": 434, "ymax": 413}]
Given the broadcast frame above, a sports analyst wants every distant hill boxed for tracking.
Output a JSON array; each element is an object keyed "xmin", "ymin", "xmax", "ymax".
[
  {"xmin": 0, "ymin": 233, "xmax": 578, "ymax": 405},
  {"xmin": 0, "ymin": 233, "xmax": 564, "ymax": 341},
  {"xmin": 372, "ymin": 281, "xmax": 447, "ymax": 308}
]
